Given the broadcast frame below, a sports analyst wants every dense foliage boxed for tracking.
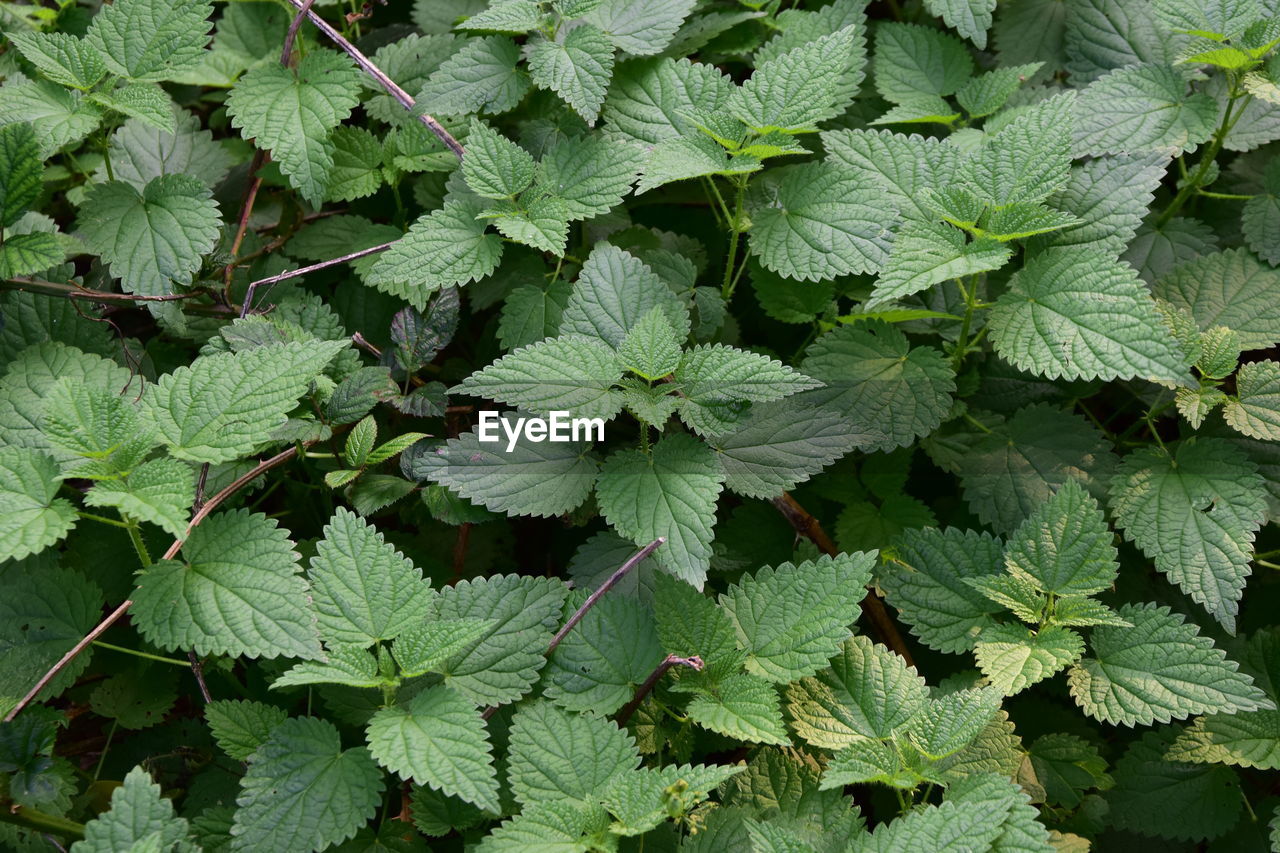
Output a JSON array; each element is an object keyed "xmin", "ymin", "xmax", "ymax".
[{"xmin": 2, "ymin": 0, "xmax": 1280, "ymax": 850}]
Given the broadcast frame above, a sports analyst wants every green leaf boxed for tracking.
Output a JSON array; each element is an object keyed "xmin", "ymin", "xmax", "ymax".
[
  {"xmin": 746, "ymin": 162, "xmax": 893, "ymax": 281},
  {"xmin": 652, "ymin": 572, "xmax": 738, "ymax": 665},
  {"xmin": 131, "ymin": 509, "xmax": 322, "ymax": 660},
  {"xmin": 90, "ymin": 83, "xmax": 175, "ymax": 133},
  {"xmin": 391, "ymin": 618, "xmax": 496, "ymax": 678},
  {"xmin": 0, "ymin": 81, "xmax": 102, "ymax": 158},
  {"xmin": 1004, "ymin": 480, "xmax": 1118, "ymax": 596},
  {"xmin": 730, "ymin": 27, "xmax": 857, "ymax": 133},
  {"xmin": 458, "ymin": 0, "xmax": 544, "ymax": 33},
  {"xmin": 507, "ymin": 701, "xmax": 640, "ymax": 807},
  {"xmin": 0, "ymin": 566, "xmax": 103, "ymax": 713},
  {"xmin": 925, "ymin": 0, "xmax": 996, "ymax": 47},
  {"xmin": 619, "ymin": 307, "xmax": 683, "ymax": 381},
  {"xmin": 366, "ymin": 195, "xmax": 504, "ymax": 308},
  {"xmin": 539, "ymin": 134, "xmax": 644, "ymax": 220},
  {"xmin": 1027, "ymin": 733, "xmax": 1111, "ymax": 809},
  {"xmin": 0, "ymin": 123, "xmax": 42, "ymax": 228},
  {"xmin": 76, "ymin": 175, "xmax": 220, "ymax": 302},
  {"xmin": 308, "ymin": 508, "xmax": 435, "ymax": 646},
  {"xmin": 528, "ymin": 25, "xmax": 615, "ymax": 123},
  {"xmin": 498, "ymin": 280, "xmax": 571, "ymax": 350},
  {"xmin": 1226, "ymin": 360, "xmax": 1280, "ymax": 440},
  {"xmin": 961, "ymin": 92, "xmax": 1076, "ymax": 207},
  {"xmin": 476, "ymin": 801, "xmax": 608, "ymax": 852},
  {"xmin": 956, "ymin": 62, "xmax": 1041, "ymax": 116},
  {"xmin": 980, "ymin": 203, "xmax": 1081, "ymax": 241},
  {"xmin": 879, "ymin": 526, "xmax": 1006, "ymax": 654},
  {"xmin": 141, "ymin": 340, "xmax": 346, "ymax": 464},
  {"xmin": 821, "ymin": 738, "xmax": 908, "ymax": 790},
  {"xmin": 84, "ymin": 458, "xmax": 194, "ymax": 538},
  {"xmin": 85, "ymin": 0, "xmax": 213, "ymax": 83},
  {"xmin": 40, "ymin": 377, "xmax": 154, "ymax": 475},
  {"xmin": 226, "ymin": 51, "xmax": 362, "ymax": 203},
  {"xmin": 950, "ymin": 404, "xmax": 1118, "ymax": 534},
  {"xmin": 595, "ymin": 433, "xmax": 725, "ymax": 587},
  {"xmin": 0, "ymin": 232, "xmax": 62, "ymax": 279},
  {"xmin": 989, "ymin": 247, "xmax": 1190, "ymax": 383},
  {"xmin": 1069, "ymin": 603, "xmax": 1270, "ymax": 726},
  {"xmin": 0, "ymin": 447, "xmax": 76, "ymax": 562},
  {"xmin": 6, "ymin": 31, "xmax": 106, "ymax": 90},
  {"xmin": 452, "ymin": 334, "xmax": 623, "ymax": 420},
  {"xmin": 874, "ymin": 22, "xmax": 974, "ymax": 102},
  {"xmin": 721, "ymin": 552, "xmax": 874, "ymax": 683},
  {"xmin": 429, "ymin": 574, "xmax": 568, "ymax": 705},
  {"xmin": 273, "ymin": 641, "xmax": 374, "ymax": 687},
  {"xmin": 908, "ymin": 685, "xmax": 1003, "ymax": 759},
  {"xmin": 98, "ymin": 110, "xmax": 226, "ymax": 191},
  {"xmin": 1242, "ymin": 159, "xmax": 1280, "ymax": 265},
  {"xmin": 1152, "ymin": 0, "xmax": 1259, "ymax": 38},
  {"xmin": 688, "ymin": 673, "xmax": 791, "ymax": 745},
  {"xmin": 1153, "ymin": 248, "xmax": 1280, "ymax": 350},
  {"xmin": 870, "ymin": 218, "xmax": 1011, "ymax": 308},
  {"xmin": 964, "ymin": 572, "xmax": 1045, "ymax": 623},
  {"xmin": 603, "ymin": 762, "xmax": 744, "ymax": 835},
  {"xmin": 205, "ymin": 700, "xmax": 288, "ymax": 761},
  {"xmin": 1105, "ymin": 728, "xmax": 1242, "ymax": 842},
  {"xmin": 822, "ymin": 127, "xmax": 961, "ymax": 222},
  {"xmin": 544, "ymin": 592, "xmax": 663, "ymax": 714},
  {"xmin": 418, "ymin": 36, "xmax": 529, "ymax": 116},
  {"xmin": 366, "ymin": 685, "xmax": 498, "ymax": 812},
  {"xmin": 801, "ymin": 322, "xmax": 956, "ymax": 453},
  {"xmin": 1073, "ymin": 63, "xmax": 1218, "ymax": 156},
  {"xmin": 584, "ymin": 0, "xmax": 697, "ymax": 56},
  {"xmin": 72, "ymin": 766, "xmax": 195, "ymax": 853},
  {"xmin": 974, "ymin": 624, "xmax": 1084, "ymax": 695},
  {"xmin": 1036, "ymin": 151, "xmax": 1170, "ymax": 254},
  {"xmin": 676, "ymin": 343, "xmax": 820, "ymax": 409},
  {"xmin": 463, "ymin": 119, "xmax": 535, "ymax": 199},
  {"xmin": 560, "ymin": 243, "xmax": 690, "ymax": 346},
  {"xmin": 786, "ymin": 635, "xmax": 928, "ymax": 748},
  {"xmin": 709, "ymin": 401, "xmax": 866, "ymax": 499},
  {"xmin": 232, "ymin": 717, "xmax": 383, "ymax": 852},
  {"xmin": 324, "ymin": 126, "xmax": 383, "ymax": 202},
  {"xmin": 604, "ymin": 57, "xmax": 734, "ymax": 144},
  {"xmin": 1169, "ymin": 710, "xmax": 1280, "ymax": 770},
  {"xmin": 1110, "ymin": 440, "xmax": 1268, "ymax": 631}
]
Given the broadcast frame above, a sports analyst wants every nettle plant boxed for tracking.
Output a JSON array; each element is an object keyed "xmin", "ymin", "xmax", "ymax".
[{"xmin": 3, "ymin": 0, "xmax": 1280, "ymax": 850}]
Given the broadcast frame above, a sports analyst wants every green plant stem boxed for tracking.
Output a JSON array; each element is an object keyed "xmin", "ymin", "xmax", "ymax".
[
  {"xmin": 1156, "ymin": 81, "xmax": 1248, "ymax": 227},
  {"xmin": 124, "ymin": 516, "xmax": 152, "ymax": 568},
  {"xmin": 0, "ymin": 804, "xmax": 84, "ymax": 841},
  {"xmin": 1197, "ymin": 189, "xmax": 1254, "ymax": 200},
  {"xmin": 951, "ymin": 276, "xmax": 979, "ymax": 372},
  {"xmin": 91, "ymin": 640, "xmax": 192, "ymax": 668},
  {"xmin": 92, "ymin": 720, "xmax": 117, "ymax": 782},
  {"xmin": 76, "ymin": 510, "xmax": 133, "ymax": 529},
  {"xmin": 721, "ymin": 177, "xmax": 748, "ymax": 300}
]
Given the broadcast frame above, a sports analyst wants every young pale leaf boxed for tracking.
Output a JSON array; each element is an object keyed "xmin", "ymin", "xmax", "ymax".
[
  {"xmin": 429, "ymin": 574, "xmax": 567, "ymax": 705},
  {"xmin": 618, "ymin": 307, "xmax": 682, "ymax": 381},
  {"xmin": 746, "ymin": 162, "xmax": 894, "ymax": 281},
  {"xmin": 730, "ymin": 28, "xmax": 857, "ymax": 133},
  {"xmin": 1109, "ymin": 440, "xmax": 1268, "ymax": 632},
  {"xmin": 560, "ymin": 243, "xmax": 690, "ymax": 346},
  {"xmin": 73, "ymin": 766, "xmax": 195, "ymax": 853},
  {"xmin": 721, "ymin": 552, "xmax": 874, "ymax": 683},
  {"xmin": 879, "ymin": 527, "xmax": 1006, "ymax": 654},
  {"xmin": 989, "ymin": 247, "xmax": 1190, "ymax": 383},
  {"xmin": 307, "ymin": 508, "xmax": 435, "ymax": 646},
  {"xmin": 820, "ymin": 738, "xmax": 908, "ymax": 790},
  {"xmin": 544, "ymin": 592, "xmax": 663, "ymax": 714},
  {"xmin": 800, "ymin": 322, "xmax": 955, "ymax": 453},
  {"xmin": 595, "ymin": 433, "xmax": 725, "ymax": 587},
  {"xmin": 1068, "ymin": 603, "xmax": 1271, "ymax": 726},
  {"xmin": 131, "ymin": 509, "xmax": 321, "ymax": 660},
  {"xmin": 452, "ymin": 334, "xmax": 624, "ymax": 420},
  {"xmin": 141, "ymin": 340, "xmax": 346, "ymax": 464},
  {"xmin": 205, "ymin": 700, "xmax": 288, "ymax": 761},
  {"xmin": 974, "ymin": 624, "xmax": 1084, "ymax": 695},
  {"xmin": 687, "ymin": 673, "xmax": 791, "ymax": 746},
  {"xmin": 527, "ymin": 25, "xmax": 615, "ymax": 123},
  {"xmin": 1225, "ymin": 360, "xmax": 1280, "ymax": 440},
  {"xmin": 507, "ymin": 701, "xmax": 640, "ymax": 807},
  {"xmin": 0, "ymin": 447, "xmax": 76, "ymax": 562},
  {"xmin": 226, "ymin": 51, "xmax": 362, "ymax": 203},
  {"xmin": 462, "ymin": 119, "xmax": 535, "ymax": 199},
  {"xmin": 786, "ymin": 635, "xmax": 929, "ymax": 748},
  {"xmin": 367, "ymin": 195, "xmax": 504, "ymax": 308},
  {"xmin": 1153, "ymin": 248, "xmax": 1280, "ymax": 350},
  {"xmin": 366, "ymin": 685, "xmax": 498, "ymax": 812},
  {"xmin": 1073, "ymin": 63, "xmax": 1218, "ymax": 156},
  {"xmin": 85, "ymin": 0, "xmax": 213, "ymax": 83},
  {"xmin": 1004, "ymin": 479, "xmax": 1118, "ymax": 596},
  {"xmin": 77, "ymin": 175, "xmax": 220, "ymax": 302},
  {"xmin": 231, "ymin": 717, "xmax": 383, "ymax": 853},
  {"xmin": 391, "ymin": 618, "xmax": 495, "ymax": 678},
  {"xmin": 271, "ymin": 644, "xmax": 381, "ymax": 690}
]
